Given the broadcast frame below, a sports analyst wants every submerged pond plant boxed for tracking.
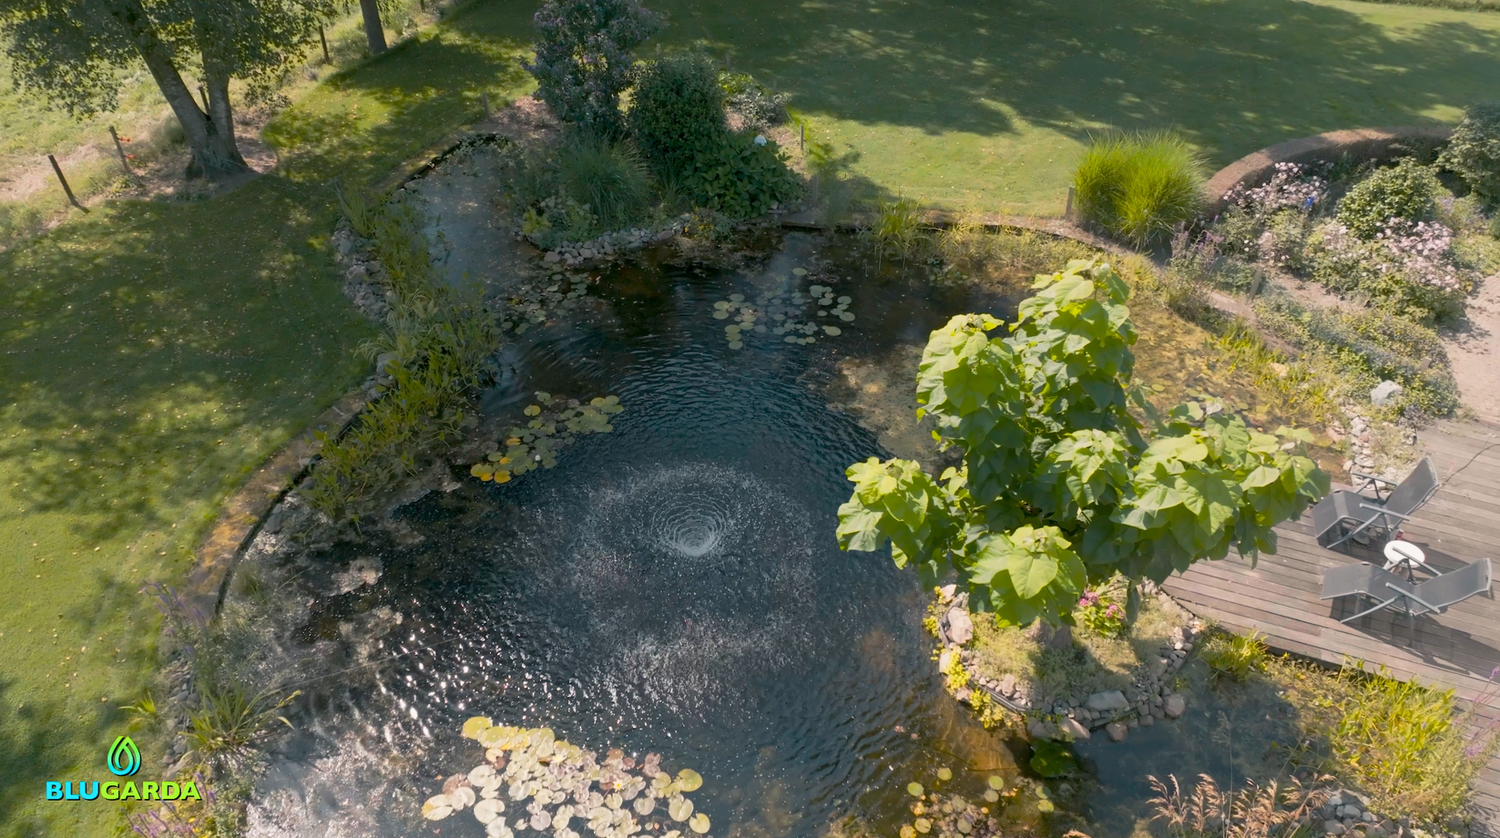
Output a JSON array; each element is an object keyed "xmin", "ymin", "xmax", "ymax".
[
  {"xmin": 898, "ymin": 770, "xmax": 1022, "ymax": 838},
  {"xmin": 472, "ymin": 392, "xmax": 623, "ymax": 483},
  {"xmin": 425, "ymin": 720, "xmax": 711, "ymax": 838}
]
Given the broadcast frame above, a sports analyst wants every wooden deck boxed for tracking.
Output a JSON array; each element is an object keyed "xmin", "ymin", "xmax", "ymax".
[{"xmin": 1162, "ymin": 419, "xmax": 1500, "ymax": 833}]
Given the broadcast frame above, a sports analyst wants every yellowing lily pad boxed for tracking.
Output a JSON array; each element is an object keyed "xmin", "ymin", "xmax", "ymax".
[
  {"xmin": 689, "ymin": 814, "xmax": 711, "ymax": 834},
  {"xmin": 937, "ymin": 767, "xmax": 953, "ymax": 782},
  {"xmin": 915, "ymin": 818, "xmax": 931, "ymax": 834},
  {"xmin": 988, "ymin": 775, "xmax": 1005, "ymax": 790},
  {"xmin": 422, "ymin": 795, "xmax": 454, "ymax": 820},
  {"xmin": 907, "ymin": 783, "xmax": 924, "ymax": 797},
  {"xmin": 675, "ymin": 769, "xmax": 703, "ymax": 792}
]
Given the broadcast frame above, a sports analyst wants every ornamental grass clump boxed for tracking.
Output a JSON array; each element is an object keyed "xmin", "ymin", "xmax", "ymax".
[
  {"xmin": 553, "ymin": 132, "xmax": 654, "ymax": 232},
  {"xmin": 1328, "ymin": 663, "xmax": 1499, "ymax": 825},
  {"xmin": 1074, "ymin": 132, "xmax": 1206, "ymax": 247}
]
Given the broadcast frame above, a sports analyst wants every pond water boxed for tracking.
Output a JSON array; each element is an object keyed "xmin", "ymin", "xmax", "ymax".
[
  {"xmin": 242, "ymin": 227, "xmax": 1305, "ymax": 838},
  {"xmin": 244, "ymin": 235, "xmax": 1032, "ymax": 838}
]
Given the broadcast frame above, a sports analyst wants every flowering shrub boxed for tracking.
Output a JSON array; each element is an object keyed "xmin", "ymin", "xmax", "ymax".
[
  {"xmin": 1076, "ymin": 589, "xmax": 1127, "ymax": 638},
  {"xmin": 1223, "ymin": 162, "xmax": 1327, "ymax": 215},
  {"xmin": 1374, "ymin": 219, "xmax": 1461, "ymax": 291},
  {"xmin": 526, "ymin": 0, "xmax": 663, "ymax": 138},
  {"xmin": 1305, "ymin": 218, "xmax": 1467, "ymax": 325},
  {"xmin": 1335, "ymin": 158, "xmax": 1441, "ymax": 240}
]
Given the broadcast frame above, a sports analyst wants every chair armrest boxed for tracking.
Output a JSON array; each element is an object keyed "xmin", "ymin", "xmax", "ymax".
[
  {"xmin": 1359, "ymin": 503, "xmax": 1410, "ymax": 520},
  {"xmin": 1350, "ymin": 470, "xmax": 1397, "ymax": 498},
  {"xmin": 1388, "ymin": 583, "xmax": 1441, "ymax": 614}
]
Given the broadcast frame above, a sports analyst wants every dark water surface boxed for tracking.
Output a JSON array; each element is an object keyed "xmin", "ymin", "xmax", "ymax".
[{"xmin": 247, "ymin": 235, "xmax": 1027, "ymax": 838}]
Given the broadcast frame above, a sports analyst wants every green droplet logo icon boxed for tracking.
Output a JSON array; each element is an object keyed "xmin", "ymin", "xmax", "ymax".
[{"xmin": 107, "ymin": 736, "xmax": 141, "ymax": 776}]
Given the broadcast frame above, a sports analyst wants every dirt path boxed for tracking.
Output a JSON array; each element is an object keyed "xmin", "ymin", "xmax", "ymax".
[{"xmin": 1443, "ymin": 272, "xmax": 1500, "ymax": 424}]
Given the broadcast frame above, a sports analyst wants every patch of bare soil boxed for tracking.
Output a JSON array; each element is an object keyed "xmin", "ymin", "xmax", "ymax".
[
  {"xmin": 470, "ymin": 95, "xmax": 558, "ymax": 152},
  {"xmin": 1441, "ymin": 272, "xmax": 1500, "ymax": 424}
]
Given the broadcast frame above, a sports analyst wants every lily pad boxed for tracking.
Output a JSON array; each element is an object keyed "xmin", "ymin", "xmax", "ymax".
[
  {"xmin": 422, "ymin": 795, "xmax": 454, "ymax": 821},
  {"xmin": 464, "ymin": 717, "xmax": 495, "ymax": 739},
  {"xmin": 532, "ymin": 812, "xmax": 553, "ymax": 830},
  {"xmin": 713, "ymin": 311, "xmax": 729, "ymax": 320},
  {"xmin": 983, "ymin": 790, "xmax": 1000, "ymax": 803},
  {"xmin": 634, "ymin": 797, "xmax": 655, "ymax": 816},
  {"xmin": 987, "ymin": 776, "xmax": 1005, "ymax": 790},
  {"xmin": 524, "ymin": 405, "xmax": 542, "ymax": 416},
  {"xmin": 668, "ymin": 796, "xmax": 693, "ymax": 821},
  {"xmin": 837, "ymin": 295, "xmax": 851, "ymax": 304},
  {"xmin": 914, "ymin": 819, "xmax": 932, "ymax": 834},
  {"xmin": 675, "ymin": 769, "xmax": 703, "ymax": 792},
  {"xmin": 728, "ymin": 341, "xmax": 743, "ymax": 350},
  {"xmin": 475, "ymin": 798, "xmax": 504, "ymax": 824},
  {"xmin": 689, "ymin": 814, "xmax": 711, "ymax": 834},
  {"xmin": 901, "ymin": 827, "xmax": 917, "ymax": 838},
  {"xmin": 793, "ymin": 268, "xmax": 808, "ymax": 276},
  {"xmin": 937, "ymin": 767, "xmax": 953, "ymax": 782},
  {"xmin": 823, "ymin": 326, "xmax": 841, "ymax": 336},
  {"xmin": 729, "ymin": 293, "xmax": 745, "ymax": 302},
  {"xmin": 838, "ymin": 311, "xmax": 855, "ymax": 322},
  {"xmin": 907, "ymin": 783, "xmax": 924, "ymax": 797}
]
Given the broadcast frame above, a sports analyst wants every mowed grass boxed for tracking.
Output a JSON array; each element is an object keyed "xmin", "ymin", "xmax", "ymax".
[
  {"xmin": 642, "ymin": 0, "xmax": 1500, "ymax": 213},
  {"xmin": 0, "ymin": 178, "xmax": 373, "ymax": 836},
  {"xmin": 0, "ymin": 2, "xmax": 539, "ymax": 832}
]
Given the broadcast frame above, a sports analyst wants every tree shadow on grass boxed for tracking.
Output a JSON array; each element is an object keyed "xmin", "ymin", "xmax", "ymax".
[
  {"xmin": 647, "ymin": 0, "xmax": 1500, "ymax": 162},
  {"xmin": 0, "ymin": 677, "xmax": 120, "ymax": 838},
  {"xmin": 0, "ymin": 177, "xmax": 370, "ymax": 543}
]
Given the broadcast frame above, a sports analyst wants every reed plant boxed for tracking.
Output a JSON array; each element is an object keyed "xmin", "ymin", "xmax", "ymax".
[
  {"xmin": 554, "ymin": 132, "xmax": 655, "ymax": 232},
  {"xmin": 1149, "ymin": 773, "xmax": 1333, "ymax": 838},
  {"xmin": 1074, "ymin": 132, "xmax": 1206, "ymax": 247},
  {"xmin": 866, "ymin": 194, "xmax": 926, "ymax": 261},
  {"xmin": 1200, "ymin": 630, "xmax": 1270, "ymax": 682}
]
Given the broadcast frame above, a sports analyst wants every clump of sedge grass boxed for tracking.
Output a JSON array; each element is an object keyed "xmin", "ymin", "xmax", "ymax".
[{"xmin": 1073, "ymin": 132, "xmax": 1206, "ymax": 248}]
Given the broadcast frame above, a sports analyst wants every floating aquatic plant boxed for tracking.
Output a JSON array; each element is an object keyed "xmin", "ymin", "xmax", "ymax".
[
  {"xmin": 707, "ymin": 271, "xmax": 856, "ymax": 351},
  {"xmin": 898, "ymin": 773, "xmax": 1016, "ymax": 838},
  {"xmin": 497, "ymin": 273, "xmax": 594, "ymax": 334},
  {"xmin": 424, "ymin": 720, "xmax": 712, "ymax": 838},
  {"xmin": 470, "ymin": 392, "xmax": 624, "ymax": 483}
]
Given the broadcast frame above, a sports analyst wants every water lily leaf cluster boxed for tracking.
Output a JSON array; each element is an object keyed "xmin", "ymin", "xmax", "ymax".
[
  {"xmin": 836, "ymin": 259, "xmax": 1330, "ymax": 628},
  {"xmin": 424, "ymin": 719, "xmax": 711, "ymax": 838},
  {"xmin": 472, "ymin": 393, "xmax": 623, "ymax": 483},
  {"xmin": 498, "ymin": 273, "xmax": 594, "ymax": 335},
  {"xmin": 708, "ymin": 270, "xmax": 854, "ymax": 350},
  {"xmin": 899, "ymin": 771, "xmax": 1012, "ymax": 838}
]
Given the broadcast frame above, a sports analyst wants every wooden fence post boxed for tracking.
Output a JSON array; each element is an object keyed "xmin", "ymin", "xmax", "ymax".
[
  {"xmin": 480, "ymin": 92, "xmax": 491, "ymax": 119},
  {"xmin": 318, "ymin": 25, "xmax": 331, "ymax": 64},
  {"xmin": 48, "ymin": 155, "xmax": 88, "ymax": 213},
  {"xmin": 1064, "ymin": 185, "xmax": 1075, "ymax": 219},
  {"xmin": 108, "ymin": 126, "xmax": 133, "ymax": 178}
]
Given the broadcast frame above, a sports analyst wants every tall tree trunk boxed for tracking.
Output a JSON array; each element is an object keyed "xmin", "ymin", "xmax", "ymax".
[
  {"xmin": 191, "ymin": 65, "xmax": 248, "ymax": 181},
  {"xmin": 101, "ymin": 0, "xmax": 249, "ymax": 182},
  {"xmin": 359, "ymin": 0, "xmax": 387, "ymax": 55}
]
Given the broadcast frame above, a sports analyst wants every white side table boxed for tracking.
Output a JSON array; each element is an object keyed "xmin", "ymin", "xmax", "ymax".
[{"xmin": 1383, "ymin": 540, "xmax": 1430, "ymax": 581}]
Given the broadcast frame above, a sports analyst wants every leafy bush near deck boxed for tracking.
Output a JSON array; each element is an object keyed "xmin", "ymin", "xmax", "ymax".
[{"xmin": 629, "ymin": 53, "xmax": 727, "ymax": 181}]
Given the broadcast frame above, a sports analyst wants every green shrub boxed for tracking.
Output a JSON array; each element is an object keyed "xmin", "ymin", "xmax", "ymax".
[
  {"xmin": 1073, "ymin": 132, "xmax": 1206, "ymax": 247},
  {"xmin": 1438, "ymin": 102, "xmax": 1500, "ymax": 205},
  {"xmin": 678, "ymin": 130, "xmax": 799, "ymax": 218},
  {"xmin": 1199, "ymin": 630, "xmax": 1268, "ymax": 682},
  {"xmin": 1329, "ymin": 663, "xmax": 1497, "ymax": 826},
  {"xmin": 629, "ymin": 53, "xmax": 727, "ymax": 180},
  {"xmin": 1303, "ymin": 219, "xmax": 1467, "ymax": 327},
  {"xmin": 554, "ymin": 132, "xmax": 654, "ymax": 232},
  {"xmin": 1335, "ymin": 158, "xmax": 1440, "ymax": 239}
]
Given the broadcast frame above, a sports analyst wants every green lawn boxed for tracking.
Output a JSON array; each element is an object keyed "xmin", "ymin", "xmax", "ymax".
[{"xmin": 642, "ymin": 0, "xmax": 1500, "ymax": 213}]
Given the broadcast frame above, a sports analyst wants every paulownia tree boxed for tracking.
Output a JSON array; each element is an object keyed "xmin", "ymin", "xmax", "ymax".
[
  {"xmin": 1, "ymin": 0, "xmax": 327, "ymax": 180},
  {"xmin": 837, "ymin": 259, "xmax": 1329, "ymax": 636}
]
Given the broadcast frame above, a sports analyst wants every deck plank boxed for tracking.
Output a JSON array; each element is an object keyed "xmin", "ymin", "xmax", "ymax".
[{"xmin": 1160, "ymin": 421, "xmax": 1500, "ymax": 834}]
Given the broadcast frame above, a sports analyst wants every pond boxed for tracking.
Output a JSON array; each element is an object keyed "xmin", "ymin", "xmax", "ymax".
[{"xmin": 241, "ymin": 234, "xmax": 1034, "ymax": 838}]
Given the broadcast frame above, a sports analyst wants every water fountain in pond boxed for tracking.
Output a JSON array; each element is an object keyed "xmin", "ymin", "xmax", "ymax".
[{"xmin": 238, "ymin": 232, "xmax": 1030, "ymax": 838}]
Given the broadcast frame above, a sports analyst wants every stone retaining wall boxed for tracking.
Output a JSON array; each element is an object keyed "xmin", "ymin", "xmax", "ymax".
[{"xmin": 1201, "ymin": 125, "xmax": 1452, "ymax": 218}]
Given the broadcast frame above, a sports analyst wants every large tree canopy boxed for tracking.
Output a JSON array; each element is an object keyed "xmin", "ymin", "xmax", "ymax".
[
  {"xmin": 837, "ymin": 259, "xmax": 1330, "ymax": 628},
  {"xmin": 2, "ymin": 0, "xmax": 325, "ymax": 180}
]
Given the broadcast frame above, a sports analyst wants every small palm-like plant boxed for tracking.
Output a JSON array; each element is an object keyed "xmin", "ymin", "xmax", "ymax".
[
  {"xmin": 1201, "ymin": 630, "xmax": 1270, "ymax": 682},
  {"xmin": 184, "ymin": 684, "xmax": 300, "ymax": 768}
]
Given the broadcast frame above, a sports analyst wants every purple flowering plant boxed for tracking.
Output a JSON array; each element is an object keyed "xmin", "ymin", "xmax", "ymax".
[
  {"xmin": 525, "ymin": 0, "xmax": 663, "ymax": 138},
  {"xmin": 1076, "ymin": 588, "xmax": 1127, "ymax": 638}
]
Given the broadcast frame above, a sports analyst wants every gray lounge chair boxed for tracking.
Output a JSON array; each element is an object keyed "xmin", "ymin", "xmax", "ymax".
[
  {"xmin": 1311, "ymin": 457, "xmax": 1439, "ymax": 549},
  {"xmin": 1322, "ymin": 558, "xmax": 1492, "ymax": 644},
  {"xmin": 1321, "ymin": 562, "xmax": 1411, "ymax": 623}
]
